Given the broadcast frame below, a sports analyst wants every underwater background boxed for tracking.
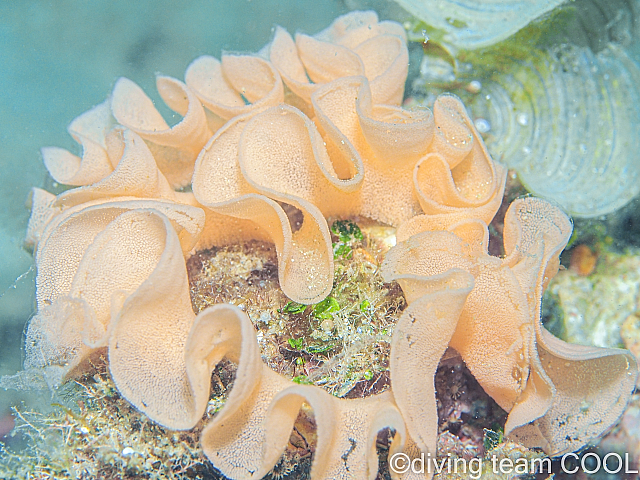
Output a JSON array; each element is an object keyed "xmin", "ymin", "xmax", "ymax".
[{"xmin": 2, "ymin": 0, "xmax": 640, "ymax": 478}]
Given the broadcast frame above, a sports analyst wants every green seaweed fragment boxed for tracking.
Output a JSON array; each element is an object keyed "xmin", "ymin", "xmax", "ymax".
[
  {"xmin": 359, "ymin": 299, "xmax": 370, "ymax": 313},
  {"xmin": 280, "ymin": 301, "xmax": 306, "ymax": 314},
  {"xmin": 305, "ymin": 344, "xmax": 334, "ymax": 354},
  {"xmin": 292, "ymin": 375, "xmax": 313, "ymax": 385},
  {"xmin": 312, "ymin": 296, "xmax": 340, "ymax": 319},
  {"xmin": 331, "ymin": 219, "xmax": 363, "ymax": 259},
  {"xmin": 331, "ymin": 220, "xmax": 363, "ymax": 243},
  {"xmin": 483, "ymin": 425, "xmax": 504, "ymax": 452},
  {"xmin": 288, "ymin": 337, "xmax": 304, "ymax": 350}
]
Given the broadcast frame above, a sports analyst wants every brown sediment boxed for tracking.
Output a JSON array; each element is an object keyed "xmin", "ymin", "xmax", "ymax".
[{"xmin": 186, "ymin": 223, "xmax": 406, "ymax": 399}]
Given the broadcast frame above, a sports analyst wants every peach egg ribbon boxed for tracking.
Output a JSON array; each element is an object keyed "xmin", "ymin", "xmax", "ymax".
[
  {"xmin": 25, "ymin": 203, "xmax": 414, "ymax": 479},
  {"xmin": 385, "ymin": 197, "xmax": 638, "ymax": 455}
]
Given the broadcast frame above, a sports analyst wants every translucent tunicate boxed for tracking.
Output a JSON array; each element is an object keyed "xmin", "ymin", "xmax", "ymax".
[{"xmin": 465, "ymin": 43, "xmax": 640, "ymax": 217}]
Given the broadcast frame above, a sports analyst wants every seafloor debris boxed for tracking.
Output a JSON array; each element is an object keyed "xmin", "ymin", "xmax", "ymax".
[
  {"xmin": 622, "ymin": 314, "xmax": 640, "ymax": 363},
  {"xmin": 598, "ymin": 393, "xmax": 640, "ymax": 469},
  {"xmin": 188, "ymin": 220, "xmax": 405, "ymax": 399},
  {"xmin": 569, "ymin": 244, "xmax": 598, "ymax": 277},
  {"xmin": 0, "ymin": 358, "xmax": 219, "ymax": 480},
  {"xmin": 546, "ymin": 248, "xmax": 640, "ymax": 351}
]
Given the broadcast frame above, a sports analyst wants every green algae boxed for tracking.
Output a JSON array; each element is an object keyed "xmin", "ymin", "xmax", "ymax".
[
  {"xmin": 331, "ymin": 219, "xmax": 364, "ymax": 260},
  {"xmin": 482, "ymin": 427, "xmax": 504, "ymax": 453},
  {"xmin": 311, "ymin": 296, "xmax": 340, "ymax": 320},
  {"xmin": 188, "ymin": 219, "xmax": 405, "ymax": 398}
]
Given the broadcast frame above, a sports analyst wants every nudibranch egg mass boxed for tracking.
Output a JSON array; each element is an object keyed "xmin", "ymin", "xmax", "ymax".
[{"xmin": 17, "ymin": 10, "xmax": 638, "ymax": 480}]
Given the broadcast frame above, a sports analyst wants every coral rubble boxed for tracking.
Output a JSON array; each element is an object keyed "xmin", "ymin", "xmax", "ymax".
[{"xmin": 548, "ymin": 248, "xmax": 640, "ymax": 352}]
